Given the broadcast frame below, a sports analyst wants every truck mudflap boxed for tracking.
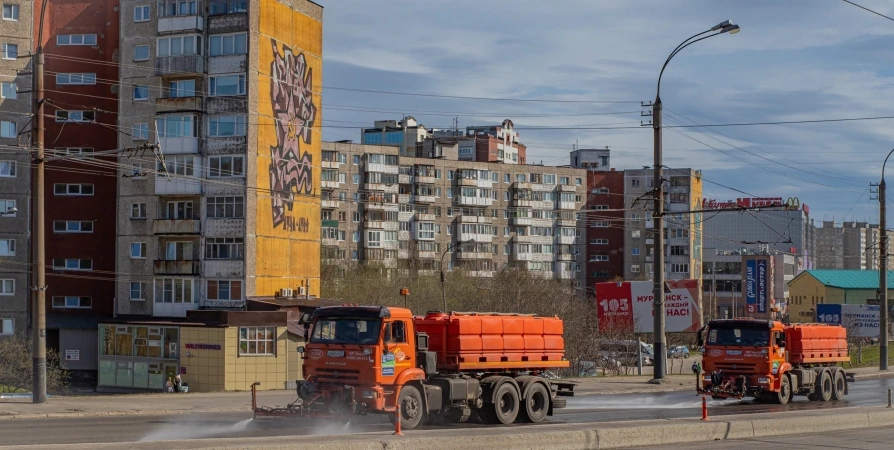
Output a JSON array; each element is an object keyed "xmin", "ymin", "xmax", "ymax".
[
  {"xmin": 250, "ymin": 380, "xmax": 368, "ymax": 420},
  {"xmin": 696, "ymin": 372, "xmax": 748, "ymax": 400}
]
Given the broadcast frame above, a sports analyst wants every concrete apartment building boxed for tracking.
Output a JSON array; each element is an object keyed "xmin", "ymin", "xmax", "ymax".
[
  {"xmin": 361, "ymin": 117, "xmax": 431, "ymax": 158},
  {"xmin": 814, "ymin": 221, "xmax": 884, "ymax": 270},
  {"xmin": 115, "ymin": 0, "xmax": 324, "ymax": 318},
  {"xmin": 569, "ymin": 148, "xmax": 625, "ymax": 287},
  {"xmin": 320, "ymin": 141, "xmax": 587, "ymax": 285},
  {"xmin": 0, "ymin": 0, "xmax": 33, "ymax": 337},
  {"xmin": 622, "ymin": 168, "xmax": 704, "ymax": 284}
]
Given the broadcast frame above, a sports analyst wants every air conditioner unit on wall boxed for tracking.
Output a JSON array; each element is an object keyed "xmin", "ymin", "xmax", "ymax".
[
  {"xmin": 280, "ymin": 288, "xmax": 293, "ymax": 297},
  {"xmin": 297, "ymin": 286, "xmax": 306, "ymax": 296}
]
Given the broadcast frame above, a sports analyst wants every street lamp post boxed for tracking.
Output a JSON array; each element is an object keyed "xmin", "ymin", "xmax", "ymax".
[
  {"xmin": 440, "ymin": 240, "xmax": 473, "ymax": 312},
  {"xmin": 0, "ymin": 207, "xmax": 18, "ymax": 217},
  {"xmin": 651, "ymin": 20, "xmax": 740, "ymax": 382},
  {"xmin": 878, "ymin": 149, "xmax": 894, "ymax": 371}
]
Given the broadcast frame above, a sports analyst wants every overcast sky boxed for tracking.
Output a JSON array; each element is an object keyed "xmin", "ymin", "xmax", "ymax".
[{"xmin": 314, "ymin": 0, "xmax": 894, "ymax": 223}]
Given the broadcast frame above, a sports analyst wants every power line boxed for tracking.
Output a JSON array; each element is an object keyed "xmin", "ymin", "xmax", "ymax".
[
  {"xmin": 321, "ymin": 85, "xmax": 640, "ymax": 104},
  {"xmin": 841, "ymin": 0, "xmax": 894, "ymax": 22}
]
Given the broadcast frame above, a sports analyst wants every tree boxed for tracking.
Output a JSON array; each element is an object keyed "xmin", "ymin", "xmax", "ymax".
[{"xmin": 0, "ymin": 335, "xmax": 70, "ymax": 394}]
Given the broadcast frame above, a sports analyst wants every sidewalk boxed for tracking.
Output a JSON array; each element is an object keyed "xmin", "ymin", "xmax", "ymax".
[{"xmin": 1, "ymin": 366, "xmax": 891, "ymax": 420}]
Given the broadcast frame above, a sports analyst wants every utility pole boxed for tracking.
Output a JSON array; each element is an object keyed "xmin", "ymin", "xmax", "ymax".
[
  {"xmin": 31, "ymin": 0, "xmax": 48, "ymax": 404},
  {"xmin": 651, "ymin": 96, "xmax": 667, "ymax": 381},
  {"xmin": 880, "ymin": 179, "xmax": 888, "ymax": 371}
]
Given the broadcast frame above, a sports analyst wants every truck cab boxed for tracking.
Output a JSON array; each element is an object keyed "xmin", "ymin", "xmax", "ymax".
[
  {"xmin": 299, "ymin": 305, "xmax": 424, "ymax": 416},
  {"xmin": 699, "ymin": 319, "xmax": 788, "ymax": 401}
]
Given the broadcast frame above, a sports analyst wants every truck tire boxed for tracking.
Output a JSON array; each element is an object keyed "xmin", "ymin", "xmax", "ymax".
[
  {"xmin": 518, "ymin": 382, "xmax": 549, "ymax": 423},
  {"xmin": 396, "ymin": 385, "xmax": 425, "ymax": 430},
  {"xmin": 772, "ymin": 374, "xmax": 792, "ymax": 405},
  {"xmin": 813, "ymin": 370, "xmax": 833, "ymax": 402},
  {"xmin": 481, "ymin": 381, "xmax": 520, "ymax": 425},
  {"xmin": 831, "ymin": 369, "xmax": 846, "ymax": 401}
]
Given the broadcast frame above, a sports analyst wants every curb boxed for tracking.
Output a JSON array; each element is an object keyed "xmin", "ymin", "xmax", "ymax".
[{"xmin": 0, "ymin": 406, "xmax": 251, "ymax": 420}]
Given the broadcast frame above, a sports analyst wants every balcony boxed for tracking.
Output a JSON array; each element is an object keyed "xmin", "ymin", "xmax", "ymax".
[
  {"xmin": 416, "ymin": 213, "xmax": 436, "ymax": 222},
  {"xmin": 158, "ymin": 15, "xmax": 203, "ymax": 34},
  {"xmin": 157, "ymin": 96, "xmax": 202, "ymax": 113},
  {"xmin": 153, "ymin": 259, "xmax": 200, "ymax": 275},
  {"xmin": 510, "ymin": 216, "xmax": 532, "ymax": 226},
  {"xmin": 365, "ymin": 221, "xmax": 399, "ymax": 231},
  {"xmin": 558, "ymin": 185, "xmax": 577, "ymax": 192},
  {"xmin": 556, "ymin": 218, "xmax": 577, "ymax": 227},
  {"xmin": 416, "ymin": 251, "xmax": 438, "ymax": 259},
  {"xmin": 416, "ymin": 175, "xmax": 436, "ymax": 185},
  {"xmin": 208, "ymin": 54, "xmax": 247, "ymax": 74},
  {"xmin": 398, "ymin": 194, "xmax": 410, "ymax": 204},
  {"xmin": 364, "ymin": 182, "xmax": 398, "ymax": 194},
  {"xmin": 321, "ymin": 160, "xmax": 340, "ymax": 169},
  {"xmin": 321, "ymin": 200, "xmax": 341, "ymax": 209},
  {"xmin": 456, "ymin": 196, "xmax": 492, "ymax": 207},
  {"xmin": 457, "ymin": 251, "xmax": 491, "ymax": 260},
  {"xmin": 321, "ymin": 180, "xmax": 340, "ymax": 189},
  {"xmin": 207, "ymin": 11, "xmax": 248, "ymax": 34},
  {"xmin": 205, "ymin": 95, "xmax": 247, "ymax": 114},
  {"xmin": 413, "ymin": 195, "xmax": 436, "ymax": 204},
  {"xmin": 459, "ymin": 233, "xmax": 493, "ymax": 243},
  {"xmin": 398, "ymin": 174, "xmax": 411, "ymax": 184},
  {"xmin": 557, "ymin": 253, "xmax": 575, "ymax": 261},
  {"xmin": 156, "ymin": 176, "xmax": 202, "ymax": 195},
  {"xmin": 321, "ymin": 238, "xmax": 338, "ymax": 247},
  {"xmin": 155, "ymin": 54, "xmax": 204, "ymax": 76},
  {"xmin": 512, "ymin": 252, "xmax": 533, "ymax": 261},
  {"xmin": 512, "ymin": 235, "xmax": 535, "ymax": 244},
  {"xmin": 512, "ymin": 182, "xmax": 531, "ymax": 190},
  {"xmin": 457, "ymin": 177, "xmax": 479, "ymax": 187},
  {"xmin": 512, "ymin": 198, "xmax": 532, "ymax": 207},
  {"xmin": 153, "ymin": 218, "xmax": 200, "ymax": 235},
  {"xmin": 157, "ymin": 136, "xmax": 199, "ymax": 155},
  {"xmin": 203, "ymin": 260, "xmax": 243, "ymax": 278},
  {"xmin": 457, "ymin": 215, "xmax": 489, "ymax": 224},
  {"xmin": 557, "ymin": 235, "xmax": 578, "ymax": 245},
  {"xmin": 558, "ymin": 201, "xmax": 577, "ymax": 210}
]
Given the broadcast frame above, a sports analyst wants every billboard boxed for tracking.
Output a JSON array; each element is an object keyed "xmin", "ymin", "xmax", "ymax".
[
  {"xmin": 255, "ymin": 0, "xmax": 323, "ymax": 296},
  {"xmin": 757, "ymin": 259, "xmax": 768, "ymax": 313},
  {"xmin": 594, "ymin": 280, "xmax": 701, "ymax": 333},
  {"xmin": 816, "ymin": 304, "xmax": 880, "ymax": 338},
  {"xmin": 745, "ymin": 259, "xmax": 756, "ymax": 312}
]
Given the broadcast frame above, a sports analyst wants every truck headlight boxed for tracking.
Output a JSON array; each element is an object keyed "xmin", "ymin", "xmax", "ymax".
[
  {"xmin": 758, "ymin": 377, "xmax": 769, "ymax": 384},
  {"xmin": 362, "ymin": 390, "xmax": 378, "ymax": 399}
]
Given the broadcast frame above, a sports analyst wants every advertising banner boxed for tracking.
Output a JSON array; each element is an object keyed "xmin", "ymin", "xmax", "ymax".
[
  {"xmin": 816, "ymin": 304, "xmax": 880, "ymax": 338},
  {"xmin": 757, "ymin": 259, "xmax": 768, "ymax": 313},
  {"xmin": 745, "ymin": 259, "xmax": 757, "ymax": 313},
  {"xmin": 594, "ymin": 280, "xmax": 701, "ymax": 333}
]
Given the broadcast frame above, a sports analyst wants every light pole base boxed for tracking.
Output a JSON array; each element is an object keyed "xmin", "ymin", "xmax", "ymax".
[{"xmin": 648, "ymin": 378, "xmax": 669, "ymax": 385}]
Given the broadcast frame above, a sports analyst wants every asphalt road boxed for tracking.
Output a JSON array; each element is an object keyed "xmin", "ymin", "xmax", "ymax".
[
  {"xmin": 2, "ymin": 377, "xmax": 893, "ymax": 447},
  {"xmin": 638, "ymin": 425, "xmax": 894, "ymax": 449}
]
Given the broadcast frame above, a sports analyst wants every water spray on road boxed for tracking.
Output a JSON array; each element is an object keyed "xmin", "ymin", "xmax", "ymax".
[
  {"xmin": 139, "ymin": 418, "xmax": 254, "ymax": 442},
  {"xmin": 565, "ymin": 394, "xmax": 739, "ymax": 410}
]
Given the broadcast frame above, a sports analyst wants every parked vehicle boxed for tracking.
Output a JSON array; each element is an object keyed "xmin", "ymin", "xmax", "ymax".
[
  {"xmin": 667, "ymin": 345, "xmax": 690, "ymax": 359},
  {"xmin": 697, "ymin": 318, "xmax": 851, "ymax": 404},
  {"xmin": 252, "ymin": 306, "xmax": 575, "ymax": 429}
]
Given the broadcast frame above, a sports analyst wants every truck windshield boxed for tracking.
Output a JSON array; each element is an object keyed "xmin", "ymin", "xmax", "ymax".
[
  {"xmin": 707, "ymin": 327, "xmax": 769, "ymax": 346},
  {"xmin": 310, "ymin": 317, "xmax": 381, "ymax": 345}
]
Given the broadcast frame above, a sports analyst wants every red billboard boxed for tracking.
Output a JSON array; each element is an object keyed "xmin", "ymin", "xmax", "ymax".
[{"xmin": 594, "ymin": 279, "xmax": 702, "ymax": 333}]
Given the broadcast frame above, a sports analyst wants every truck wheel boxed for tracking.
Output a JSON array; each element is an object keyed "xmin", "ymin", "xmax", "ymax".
[
  {"xmin": 831, "ymin": 369, "xmax": 846, "ymax": 401},
  {"xmin": 814, "ymin": 370, "xmax": 833, "ymax": 402},
  {"xmin": 518, "ymin": 383, "xmax": 549, "ymax": 423},
  {"xmin": 772, "ymin": 374, "xmax": 792, "ymax": 405},
  {"xmin": 396, "ymin": 385, "xmax": 425, "ymax": 430},
  {"xmin": 482, "ymin": 382, "xmax": 520, "ymax": 424}
]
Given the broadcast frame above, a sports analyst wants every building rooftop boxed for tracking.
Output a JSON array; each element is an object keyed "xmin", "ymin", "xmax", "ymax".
[{"xmin": 794, "ymin": 269, "xmax": 894, "ymax": 289}]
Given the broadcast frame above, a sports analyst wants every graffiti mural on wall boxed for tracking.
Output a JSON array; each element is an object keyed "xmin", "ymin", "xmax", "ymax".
[{"xmin": 268, "ymin": 39, "xmax": 317, "ymax": 230}]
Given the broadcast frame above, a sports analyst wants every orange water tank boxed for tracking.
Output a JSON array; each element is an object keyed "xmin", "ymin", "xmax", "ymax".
[
  {"xmin": 415, "ymin": 312, "xmax": 568, "ymax": 372},
  {"xmin": 784, "ymin": 323, "xmax": 849, "ymax": 364}
]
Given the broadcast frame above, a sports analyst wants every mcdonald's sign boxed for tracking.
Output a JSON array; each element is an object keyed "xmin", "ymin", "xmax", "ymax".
[{"xmin": 785, "ymin": 197, "xmax": 800, "ymax": 209}]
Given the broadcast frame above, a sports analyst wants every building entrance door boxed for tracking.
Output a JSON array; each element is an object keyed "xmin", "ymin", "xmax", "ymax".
[{"xmin": 164, "ymin": 364, "xmax": 178, "ymax": 391}]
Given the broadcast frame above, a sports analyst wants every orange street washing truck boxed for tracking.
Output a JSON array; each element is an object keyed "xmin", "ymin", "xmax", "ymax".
[
  {"xmin": 251, "ymin": 306, "xmax": 575, "ymax": 429},
  {"xmin": 697, "ymin": 318, "xmax": 852, "ymax": 404}
]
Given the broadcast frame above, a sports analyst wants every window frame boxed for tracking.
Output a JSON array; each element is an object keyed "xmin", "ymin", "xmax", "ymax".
[
  {"xmin": 132, "ymin": 123, "xmax": 149, "ymax": 140},
  {"xmin": 209, "ymin": 32, "xmax": 248, "ymax": 57},
  {"xmin": 56, "ymin": 73, "xmax": 96, "ymax": 85},
  {"xmin": 130, "ymin": 282, "xmax": 145, "ymax": 301},
  {"xmin": 2, "ymin": 42, "xmax": 18, "ymax": 60},
  {"xmin": 133, "ymin": 44, "xmax": 150, "ymax": 61},
  {"xmin": 130, "ymin": 202, "xmax": 147, "ymax": 219},
  {"xmin": 53, "ymin": 183, "xmax": 95, "ymax": 196},
  {"xmin": 130, "ymin": 242, "xmax": 147, "ymax": 259},
  {"xmin": 208, "ymin": 155, "xmax": 245, "ymax": 178},
  {"xmin": 207, "ymin": 115, "xmax": 246, "ymax": 137},
  {"xmin": 238, "ymin": 326, "xmax": 276, "ymax": 356},
  {"xmin": 0, "ymin": 160, "xmax": 15, "ymax": 177},
  {"xmin": 0, "ymin": 238, "xmax": 14, "ymax": 256},
  {"xmin": 56, "ymin": 34, "xmax": 98, "ymax": 46},
  {"xmin": 0, "ymin": 278, "xmax": 13, "ymax": 295},
  {"xmin": 2, "ymin": 3, "xmax": 19, "ymax": 21},
  {"xmin": 55, "ymin": 110, "xmax": 96, "ymax": 123},
  {"xmin": 52, "ymin": 220, "xmax": 94, "ymax": 233},
  {"xmin": 156, "ymin": 34, "xmax": 202, "ymax": 57},
  {"xmin": 133, "ymin": 85, "xmax": 149, "ymax": 101},
  {"xmin": 51, "ymin": 296, "xmax": 93, "ymax": 309},
  {"xmin": 209, "ymin": 74, "xmax": 246, "ymax": 96},
  {"xmin": 134, "ymin": 5, "xmax": 151, "ymax": 22},
  {"xmin": 0, "ymin": 81, "xmax": 16, "ymax": 99}
]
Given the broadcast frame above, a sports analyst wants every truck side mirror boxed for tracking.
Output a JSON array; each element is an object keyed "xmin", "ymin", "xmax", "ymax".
[{"xmin": 696, "ymin": 327, "xmax": 705, "ymax": 347}]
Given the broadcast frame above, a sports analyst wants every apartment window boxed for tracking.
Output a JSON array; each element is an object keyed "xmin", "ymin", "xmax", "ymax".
[
  {"xmin": 52, "ymin": 296, "xmax": 92, "ymax": 308},
  {"xmin": 133, "ymin": 85, "xmax": 149, "ymax": 101},
  {"xmin": 165, "ymin": 241, "xmax": 193, "ymax": 260},
  {"xmin": 1, "ymin": 43, "xmax": 17, "ymax": 59},
  {"xmin": 239, "ymin": 326, "xmax": 275, "ymax": 356},
  {"xmin": 156, "ymin": 115, "xmax": 195, "ymax": 137},
  {"xmin": 593, "ymin": 221, "xmax": 609, "ymax": 228},
  {"xmin": 417, "ymin": 222, "xmax": 435, "ymax": 240},
  {"xmin": 0, "ymin": 121, "xmax": 14, "ymax": 138},
  {"xmin": 210, "ymin": 0, "xmax": 247, "ymax": 15},
  {"xmin": 132, "ymin": 123, "xmax": 149, "ymax": 140},
  {"xmin": 56, "ymin": 73, "xmax": 96, "ymax": 85},
  {"xmin": 53, "ymin": 220, "xmax": 93, "ymax": 233},
  {"xmin": 134, "ymin": 5, "xmax": 151, "ymax": 21},
  {"xmin": 671, "ymin": 263, "xmax": 690, "ymax": 274},
  {"xmin": 206, "ymin": 196, "xmax": 244, "ymax": 218},
  {"xmin": 164, "ymin": 0, "xmax": 197, "ymax": 16},
  {"xmin": 131, "ymin": 203, "xmax": 147, "ymax": 219},
  {"xmin": 168, "ymin": 79, "xmax": 195, "ymax": 98},
  {"xmin": 205, "ymin": 237, "xmax": 244, "ymax": 259},
  {"xmin": 207, "ymin": 280, "xmax": 242, "ymax": 301},
  {"xmin": 631, "ymin": 265, "xmax": 641, "ymax": 273},
  {"xmin": 208, "ymin": 115, "xmax": 246, "ymax": 137},
  {"xmin": 0, "ymin": 239, "xmax": 14, "ymax": 256},
  {"xmin": 133, "ymin": 44, "xmax": 150, "ymax": 61},
  {"xmin": 166, "ymin": 200, "xmax": 193, "ymax": 219},
  {"xmin": 209, "ymin": 74, "xmax": 245, "ymax": 96},
  {"xmin": 52, "ymin": 258, "xmax": 93, "ymax": 270},
  {"xmin": 0, "ymin": 279, "xmax": 13, "ymax": 295},
  {"xmin": 53, "ymin": 183, "xmax": 94, "ymax": 196},
  {"xmin": 352, "ymin": 174, "xmax": 360, "ymax": 184},
  {"xmin": 55, "ymin": 110, "xmax": 96, "ymax": 122},
  {"xmin": 1, "ymin": 82, "xmax": 15, "ymax": 99},
  {"xmin": 630, "ymin": 178, "xmax": 640, "ymax": 187},
  {"xmin": 209, "ymin": 32, "xmax": 247, "ymax": 56},
  {"xmin": 156, "ymin": 35, "xmax": 201, "ymax": 56},
  {"xmin": 631, "ymin": 247, "xmax": 640, "ymax": 256},
  {"xmin": 590, "ymin": 255, "xmax": 609, "ymax": 262},
  {"xmin": 130, "ymin": 242, "xmax": 146, "ymax": 259},
  {"xmin": 154, "ymin": 278, "xmax": 195, "ymax": 304},
  {"xmin": 130, "ymin": 282, "xmax": 144, "ymax": 301},
  {"xmin": 352, "ymin": 231, "xmax": 359, "ymax": 242},
  {"xmin": 631, "ymin": 230, "xmax": 641, "ymax": 238},
  {"xmin": 3, "ymin": 4, "xmax": 19, "ymax": 20},
  {"xmin": 157, "ymin": 155, "xmax": 194, "ymax": 176},
  {"xmin": 591, "ymin": 239, "xmax": 608, "ymax": 245},
  {"xmin": 0, "ymin": 160, "xmax": 15, "ymax": 176},
  {"xmin": 670, "ymin": 245, "xmax": 688, "ymax": 256},
  {"xmin": 1, "ymin": 199, "xmax": 15, "ymax": 216},
  {"xmin": 0, "ymin": 318, "xmax": 13, "ymax": 335},
  {"xmin": 209, "ymin": 155, "xmax": 244, "ymax": 177},
  {"xmin": 57, "ymin": 34, "xmax": 97, "ymax": 46},
  {"xmin": 55, "ymin": 147, "xmax": 94, "ymax": 158}
]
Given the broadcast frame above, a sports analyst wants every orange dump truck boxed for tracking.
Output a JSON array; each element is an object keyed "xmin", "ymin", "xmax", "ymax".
[
  {"xmin": 252, "ymin": 306, "xmax": 575, "ymax": 429},
  {"xmin": 697, "ymin": 318, "xmax": 851, "ymax": 404}
]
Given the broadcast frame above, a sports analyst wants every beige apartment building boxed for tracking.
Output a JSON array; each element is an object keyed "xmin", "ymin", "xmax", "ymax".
[{"xmin": 320, "ymin": 141, "xmax": 587, "ymax": 285}]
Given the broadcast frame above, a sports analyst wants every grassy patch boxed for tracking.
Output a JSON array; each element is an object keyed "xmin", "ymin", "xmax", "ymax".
[
  {"xmin": 0, "ymin": 385, "xmax": 28, "ymax": 394},
  {"xmin": 846, "ymin": 342, "xmax": 892, "ymax": 368}
]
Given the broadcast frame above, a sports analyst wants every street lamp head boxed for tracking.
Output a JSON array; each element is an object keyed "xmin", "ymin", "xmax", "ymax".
[
  {"xmin": 711, "ymin": 20, "xmax": 732, "ymax": 31},
  {"xmin": 720, "ymin": 24, "xmax": 741, "ymax": 35},
  {"xmin": 6, "ymin": 207, "xmax": 17, "ymax": 213}
]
